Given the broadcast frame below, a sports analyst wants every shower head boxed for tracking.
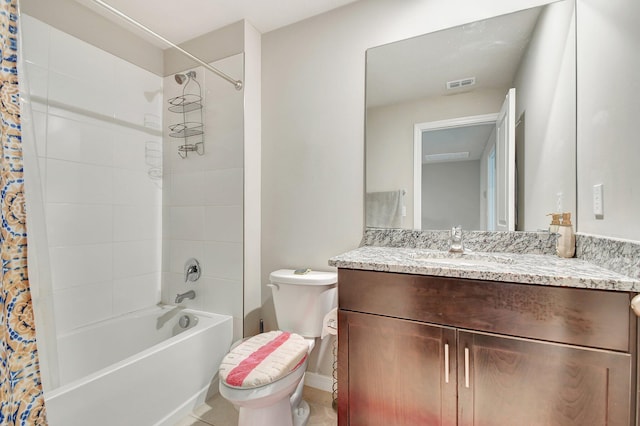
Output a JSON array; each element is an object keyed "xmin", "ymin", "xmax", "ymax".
[{"xmin": 174, "ymin": 71, "xmax": 197, "ymax": 85}]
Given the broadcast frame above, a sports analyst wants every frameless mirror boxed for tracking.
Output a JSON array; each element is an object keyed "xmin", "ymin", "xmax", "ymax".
[{"xmin": 365, "ymin": 0, "xmax": 576, "ymax": 232}]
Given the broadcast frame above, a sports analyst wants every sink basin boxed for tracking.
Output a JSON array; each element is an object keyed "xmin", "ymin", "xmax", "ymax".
[{"xmin": 409, "ymin": 251, "xmax": 515, "ymax": 266}]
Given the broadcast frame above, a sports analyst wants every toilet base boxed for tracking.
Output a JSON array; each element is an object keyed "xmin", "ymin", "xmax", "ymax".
[
  {"xmin": 238, "ymin": 396, "xmax": 293, "ymax": 426},
  {"xmin": 292, "ymin": 400, "xmax": 310, "ymax": 426},
  {"xmin": 235, "ymin": 398, "xmax": 310, "ymax": 426}
]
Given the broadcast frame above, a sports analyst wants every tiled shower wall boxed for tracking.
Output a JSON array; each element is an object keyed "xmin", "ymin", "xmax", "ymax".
[
  {"xmin": 22, "ymin": 14, "xmax": 245, "ymax": 343},
  {"xmin": 161, "ymin": 56, "xmax": 245, "ymax": 341},
  {"xmin": 22, "ymin": 15, "xmax": 164, "ymax": 333}
]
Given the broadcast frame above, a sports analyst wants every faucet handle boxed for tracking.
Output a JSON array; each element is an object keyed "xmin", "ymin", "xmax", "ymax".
[
  {"xmin": 449, "ymin": 225, "xmax": 464, "ymax": 253},
  {"xmin": 184, "ymin": 258, "xmax": 201, "ymax": 283}
]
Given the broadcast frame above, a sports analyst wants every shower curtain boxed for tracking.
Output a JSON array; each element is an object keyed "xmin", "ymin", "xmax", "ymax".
[{"xmin": 0, "ymin": 0, "xmax": 47, "ymax": 424}]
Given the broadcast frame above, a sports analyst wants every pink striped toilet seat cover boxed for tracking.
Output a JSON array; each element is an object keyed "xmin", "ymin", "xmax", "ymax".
[{"xmin": 219, "ymin": 331, "xmax": 308, "ymax": 389}]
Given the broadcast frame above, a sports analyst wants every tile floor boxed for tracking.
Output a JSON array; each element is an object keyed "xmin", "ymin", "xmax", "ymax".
[{"xmin": 175, "ymin": 386, "xmax": 337, "ymax": 426}]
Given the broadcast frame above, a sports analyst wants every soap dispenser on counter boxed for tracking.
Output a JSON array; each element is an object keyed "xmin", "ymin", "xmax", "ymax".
[
  {"xmin": 556, "ymin": 212, "xmax": 575, "ymax": 258},
  {"xmin": 547, "ymin": 213, "xmax": 562, "ymax": 233}
]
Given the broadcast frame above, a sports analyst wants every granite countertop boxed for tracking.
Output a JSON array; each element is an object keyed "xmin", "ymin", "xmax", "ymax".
[{"xmin": 329, "ymin": 245, "xmax": 640, "ymax": 292}]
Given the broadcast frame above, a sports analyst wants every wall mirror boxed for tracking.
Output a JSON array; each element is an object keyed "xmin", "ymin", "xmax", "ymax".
[{"xmin": 365, "ymin": 0, "xmax": 576, "ymax": 232}]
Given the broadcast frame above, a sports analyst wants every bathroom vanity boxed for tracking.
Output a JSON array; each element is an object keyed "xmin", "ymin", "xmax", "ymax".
[{"xmin": 330, "ymin": 243, "xmax": 640, "ymax": 426}]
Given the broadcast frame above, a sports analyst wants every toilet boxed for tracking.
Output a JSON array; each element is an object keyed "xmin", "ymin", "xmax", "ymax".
[{"xmin": 218, "ymin": 269, "xmax": 337, "ymax": 426}]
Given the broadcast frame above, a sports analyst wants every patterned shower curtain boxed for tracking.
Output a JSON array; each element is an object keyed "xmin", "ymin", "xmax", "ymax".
[{"xmin": 0, "ymin": 0, "xmax": 47, "ymax": 424}]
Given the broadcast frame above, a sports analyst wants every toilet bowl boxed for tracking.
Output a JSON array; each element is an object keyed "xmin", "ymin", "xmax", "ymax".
[{"xmin": 219, "ymin": 269, "xmax": 337, "ymax": 426}]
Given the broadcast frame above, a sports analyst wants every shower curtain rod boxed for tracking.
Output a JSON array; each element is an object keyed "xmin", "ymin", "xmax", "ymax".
[{"xmin": 91, "ymin": 0, "xmax": 243, "ymax": 90}]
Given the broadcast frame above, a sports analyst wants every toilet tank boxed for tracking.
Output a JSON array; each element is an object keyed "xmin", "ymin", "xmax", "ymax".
[{"xmin": 269, "ymin": 269, "xmax": 337, "ymax": 338}]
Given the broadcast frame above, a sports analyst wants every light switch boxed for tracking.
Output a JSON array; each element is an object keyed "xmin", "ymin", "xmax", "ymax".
[{"xmin": 593, "ymin": 184, "xmax": 603, "ymax": 217}]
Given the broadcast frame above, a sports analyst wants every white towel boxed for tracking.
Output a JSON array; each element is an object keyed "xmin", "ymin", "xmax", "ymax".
[{"xmin": 366, "ymin": 190, "xmax": 403, "ymax": 228}]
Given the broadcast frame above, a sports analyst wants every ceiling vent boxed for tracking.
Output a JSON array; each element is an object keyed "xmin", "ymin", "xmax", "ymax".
[
  {"xmin": 446, "ymin": 77, "xmax": 476, "ymax": 90},
  {"xmin": 424, "ymin": 152, "xmax": 470, "ymax": 163}
]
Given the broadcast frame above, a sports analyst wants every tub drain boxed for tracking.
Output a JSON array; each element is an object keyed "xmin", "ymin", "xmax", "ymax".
[{"xmin": 178, "ymin": 315, "xmax": 191, "ymax": 328}]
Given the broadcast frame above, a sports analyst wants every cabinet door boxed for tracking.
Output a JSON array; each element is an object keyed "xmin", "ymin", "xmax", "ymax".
[
  {"xmin": 338, "ymin": 310, "xmax": 457, "ymax": 426},
  {"xmin": 457, "ymin": 330, "xmax": 632, "ymax": 426}
]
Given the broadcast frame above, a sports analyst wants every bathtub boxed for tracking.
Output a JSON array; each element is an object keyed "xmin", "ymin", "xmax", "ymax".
[{"xmin": 44, "ymin": 305, "xmax": 233, "ymax": 426}]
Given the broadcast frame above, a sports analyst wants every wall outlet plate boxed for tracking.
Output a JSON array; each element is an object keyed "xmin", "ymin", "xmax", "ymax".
[{"xmin": 593, "ymin": 184, "xmax": 604, "ymax": 217}]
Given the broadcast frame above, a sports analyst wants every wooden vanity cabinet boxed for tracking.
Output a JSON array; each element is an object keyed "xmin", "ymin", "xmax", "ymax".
[{"xmin": 337, "ymin": 269, "xmax": 636, "ymax": 426}]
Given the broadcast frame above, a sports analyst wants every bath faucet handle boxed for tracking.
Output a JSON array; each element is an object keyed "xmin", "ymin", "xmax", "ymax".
[{"xmin": 184, "ymin": 258, "xmax": 201, "ymax": 283}]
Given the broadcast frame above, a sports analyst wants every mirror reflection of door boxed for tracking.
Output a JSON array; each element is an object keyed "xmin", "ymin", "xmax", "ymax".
[
  {"xmin": 495, "ymin": 88, "xmax": 516, "ymax": 231},
  {"xmin": 414, "ymin": 89, "xmax": 515, "ymax": 231},
  {"xmin": 367, "ymin": 1, "xmax": 576, "ymax": 232}
]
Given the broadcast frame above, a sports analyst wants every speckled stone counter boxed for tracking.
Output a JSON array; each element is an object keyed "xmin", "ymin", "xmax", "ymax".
[
  {"xmin": 329, "ymin": 245, "xmax": 640, "ymax": 293},
  {"xmin": 360, "ymin": 228, "xmax": 558, "ymax": 254}
]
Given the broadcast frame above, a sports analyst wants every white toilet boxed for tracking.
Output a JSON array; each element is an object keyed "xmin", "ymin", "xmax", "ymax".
[{"xmin": 218, "ymin": 269, "xmax": 337, "ymax": 426}]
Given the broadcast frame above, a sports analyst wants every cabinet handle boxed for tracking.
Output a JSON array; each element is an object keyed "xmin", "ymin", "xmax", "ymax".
[
  {"xmin": 464, "ymin": 347, "xmax": 470, "ymax": 388},
  {"xmin": 444, "ymin": 343, "xmax": 449, "ymax": 384},
  {"xmin": 631, "ymin": 294, "xmax": 640, "ymax": 316}
]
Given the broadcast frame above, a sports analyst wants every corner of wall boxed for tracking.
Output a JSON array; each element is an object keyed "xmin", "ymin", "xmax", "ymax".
[
  {"xmin": 163, "ymin": 20, "xmax": 245, "ymax": 77},
  {"xmin": 243, "ymin": 19, "xmax": 262, "ymax": 337}
]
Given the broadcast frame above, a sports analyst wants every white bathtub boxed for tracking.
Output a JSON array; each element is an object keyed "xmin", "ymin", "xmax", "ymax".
[{"xmin": 44, "ymin": 305, "xmax": 233, "ymax": 426}]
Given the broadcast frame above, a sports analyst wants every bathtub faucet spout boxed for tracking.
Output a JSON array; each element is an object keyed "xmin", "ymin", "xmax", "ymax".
[{"xmin": 175, "ymin": 290, "xmax": 196, "ymax": 303}]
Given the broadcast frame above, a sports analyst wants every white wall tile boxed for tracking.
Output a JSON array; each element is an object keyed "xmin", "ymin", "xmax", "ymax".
[
  {"xmin": 113, "ymin": 169, "xmax": 162, "ymax": 206},
  {"xmin": 168, "ymin": 240, "xmax": 204, "ymax": 275},
  {"xmin": 46, "ymin": 204, "xmax": 113, "ymax": 247},
  {"xmin": 200, "ymin": 277, "xmax": 243, "ymax": 318},
  {"xmin": 31, "ymin": 103, "xmax": 48, "ymax": 158},
  {"xmin": 38, "ymin": 157, "xmax": 47, "ymax": 195},
  {"xmin": 112, "ymin": 128, "xmax": 159, "ymax": 172},
  {"xmin": 113, "ymin": 205, "xmax": 160, "ymax": 242},
  {"xmin": 24, "ymin": 63, "xmax": 48, "ymax": 100},
  {"xmin": 114, "ymin": 59, "xmax": 163, "ymax": 127},
  {"xmin": 203, "ymin": 241, "xmax": 243, "ymax": 281},
  {"xmin": 46, "ymin": 159, "xmax": 113, "ymax": 205},
  {"xmin": 25, "ymin": 15, "xmax": 166, "ymax": 334},
  {"xmin": 49, "ymin": 244, "xmax": 113, "ymax": 290},
  {"xmin": 203, "ymin": 205, "xmax": 243, "ymax": 243},
  {"xmin": 170, "ymin": 170, "xmax": 205, "ymax": 206},
  {"xmin": 113, "ymin": 273, "xmax": 161, "ymax": 315},
  {"xmin": 162, "ymin": 58, "xmax": 244, "ymax": 320},
  {"xmin": 203, "ymin": 168, "xmax": 243, "ymax": 206},
  {"xmin": 113, "ymin": 240, "xmax": 161, "ymax": 280},
  {"xmin": 20, "ymin": 15, "xmax": 50, "ymax": 68},
  {"xmin": 232, "ymin": 317, "xmax": 243, "ymax": 343},
  {"xmin": 198, "ymin": 129, "xmax": 244, "ymax": 170},
  {"xmin": 169, "ymin": 206, "xmax": 204, "ymax": 240},
  {"xmin": 53, "ymin": 281, "xmax": 113, "ymax": 332},
  {"xmin": 46, "ymin": 113, "xmax": 114, "ymax": 166},
  {"xmin": 48, "ymin": 26, "xmax": 115, "ymax": 86},
  {"xmin": 48, "ymin": 70, "xmax": 116, "ymax": 119}
]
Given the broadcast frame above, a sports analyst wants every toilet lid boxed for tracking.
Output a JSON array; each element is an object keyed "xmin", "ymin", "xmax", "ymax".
[{"xmin": 219, "ymin": 331, "xmax": 308, "ymax": 389}]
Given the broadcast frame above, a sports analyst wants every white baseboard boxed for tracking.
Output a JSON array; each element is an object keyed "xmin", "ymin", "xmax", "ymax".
[{"xmin": 304, "ymin": 372, "xmax": 334, "ymax": 393}]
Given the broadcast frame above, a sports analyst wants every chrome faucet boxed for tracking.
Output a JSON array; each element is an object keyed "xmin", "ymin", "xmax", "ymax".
[
  {"xmin": 175, "ymin": 290, "xmax": 196, "ymax": 303},
  {"xmin": 184, "ymin": 258, "xmax": 201, "ymax": 283},
  {"xmin": 449, "ymin": 225, "xmax": 464, "ymax": 253}
]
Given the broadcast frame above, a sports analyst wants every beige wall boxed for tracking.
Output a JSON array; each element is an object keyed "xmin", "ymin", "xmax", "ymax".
[
  {"xmin": 261, "ymin": 0, "xmax": 554, "ymax": 377},
  {"xmin": 163, "ymin": 21, "xmax": 244, "ymax": 77},
  {"xmin": 576, "ymin": 0, "xmax": 640, "ymax": 240},
  {"xmin": 261, "ymin": 0, "xmax": 551, "ymax": 285},
  {"xmin": 513, "ymin": 0, "xmax": 576, "ymax": 231},
  {"xmin": 422, "ymin": 161, "xmax": 482, "ymax": 230},
  {"xmin": 366, "ymin": 89, "xmax": 506, "ymax": 229}
]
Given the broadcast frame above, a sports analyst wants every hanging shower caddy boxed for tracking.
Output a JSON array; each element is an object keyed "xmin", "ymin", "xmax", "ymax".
[{"xmin": 168, "ymin": 71, "xmax": 204, "ymax": 158}]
